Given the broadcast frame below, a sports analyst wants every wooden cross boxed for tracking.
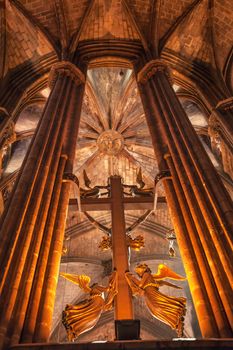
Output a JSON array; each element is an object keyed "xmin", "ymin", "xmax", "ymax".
[{"xmin": 69, "ymin": 175, "xmax": 161, "ymax": 321}]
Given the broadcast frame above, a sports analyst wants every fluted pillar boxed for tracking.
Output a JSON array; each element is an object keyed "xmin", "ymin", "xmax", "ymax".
[
  {"xmin": 33, "ymin": 66, "xmax": 86, "ymax": 342},
  {"xmin": 0, "ymin": 61, "xmax": 86, "ymax": 349},
  {"xmin": 137, "ymin": 72, "xmax": 219, "ymax": 337},
  {"xmin": 136, "ymin": 59, "xmax": 233, "ymax": 337},
  {"xmin": 164, "ymin": 153, "xmax": 231, "ymax": 337}
]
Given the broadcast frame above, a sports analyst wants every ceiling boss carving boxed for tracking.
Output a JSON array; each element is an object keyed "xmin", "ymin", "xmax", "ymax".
[{"xmin": 97, "ymin": 130, "xmax": 124, "ymax": 156}]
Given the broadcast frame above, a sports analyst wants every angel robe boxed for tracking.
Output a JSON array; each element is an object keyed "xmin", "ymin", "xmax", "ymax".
[
  {"xmin": 126, "ymin": 271, "xmax": 186, "ymax": 336},
  {"xmin": 61, "ymin": 271, "xmax": 117, "ymax": 341},
  {"xmin": 62, "ymin": 284, "xmax": 107, "ymax": 341}
]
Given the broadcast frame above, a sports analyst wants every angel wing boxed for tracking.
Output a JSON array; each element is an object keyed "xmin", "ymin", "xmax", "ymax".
[
  {"xmin": 60, "ymin": 272, "xmax": 91, "ymax": 293},
  {"xmin": 104, "ymin": 271, "xmax": 118, "ymax": 311},
  {"xmin": 136, "ymin": 168, "xmax": 145, "ymax": 189},
  {"xmin": 83, "ymin": 170, "xmax": 91, "ymax": 188},
  {"xmin": 152, "ymin": 264, "xmax": 186, "ymax": 281},
  {"xmin": 125, "ymin": 272, "xmax": 144, "ymax": 296}
]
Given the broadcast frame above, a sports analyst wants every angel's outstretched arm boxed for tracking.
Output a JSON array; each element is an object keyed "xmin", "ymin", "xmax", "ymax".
[{"xmin": 125, "ymin": 272, "xmax": 144, "ymax": 296}]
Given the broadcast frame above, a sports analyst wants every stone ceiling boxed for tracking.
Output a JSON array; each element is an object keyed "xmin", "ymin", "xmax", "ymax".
[
  {"xmin": 0, "ymin": 0, "xmax": 232, "ymax": 84},
  {"xmin": 75, "ymin": 67, "xmax": 157, "ymax": 183}
]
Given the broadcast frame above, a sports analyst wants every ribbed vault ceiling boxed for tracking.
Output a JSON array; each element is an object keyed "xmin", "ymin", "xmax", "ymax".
[
  {"xmin": 0, "ymin": 0, "xmax": 232, "ymax": 87},
  {"xmin": 74, "ymin": 67, "xmax": 157, "ymax": 185},
  {"xmin": 1, "ymin": 0, "xmax": 232, "ymax": 343}
]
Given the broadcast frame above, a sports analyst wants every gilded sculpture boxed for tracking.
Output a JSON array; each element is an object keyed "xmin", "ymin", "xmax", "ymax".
[
  {"xmin": 60, "ymin": 271, "xmax": 118, "ymax": 341},
  {"xmin": 125, "ymin": 263, "xmax": 186, "ymax": 337},
  {"xmin": 61, "ymin": 171, "xmax": 187, "ymax": 340},
  {"xmin": 98, "ymin": 234, "xmax": 144, "ymax": 251}
]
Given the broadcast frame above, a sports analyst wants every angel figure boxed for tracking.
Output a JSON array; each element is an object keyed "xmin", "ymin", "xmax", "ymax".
[
  {"xmin": 125, "ymin": 264, "xmax": 186, "ymax": 337},
  {"xmin": 60, "ymin": 271, "xmax": 117, "ymax": 341}
]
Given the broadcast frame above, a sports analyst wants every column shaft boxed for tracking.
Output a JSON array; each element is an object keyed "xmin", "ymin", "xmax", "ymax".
[
  {"xmin": 148, "ymin": 74, "xmax": 233, "ymax": 273},
  {"xmin": 0, "ymin": 61, "xmax": 86, "ymax": 349},
  {"xmin": 164, "ymin": 180, "xmax": 219, "ymax": 337},
  {"xmin": 137, "ymin": 68, "xmax": 232, "ymax": 337},
  {"xmin": 8, "ymin": 79, "xmax": 74, "ymax": 346},
  {"xmin": 159, "ymin": 73, "xmax": 233, "ymax": 247},
  {"xmin": 149, "ymin": 74, "xmax": 233, "ymax": 309},
  {"xmin": 153, "ymin": 71, "xmax": 232, "ymax": 333},
  {"xmin": 20, "ymin": 81, "xmax": 79, "ymax": 344},
  {"xmin": 34, "ymin": 76, "xmax": 86, "ymax": 342},
  {"xmin": 33, "ymin": 163, "xmax": 69, "ymax": 342},
  {"xmin": 0, "ymin": 75, "xmax": 69, "ymax": 350},
  {"xmin": 0, "ymin": 75, "xmax": 64, "ymax": 291},
  {"xmin": 165, "ymin": 154, "xmax": 231, "ymax": 336},
  {"xmin": 21, "ymin": 155, "xmax": 67, "ymax": 343}
]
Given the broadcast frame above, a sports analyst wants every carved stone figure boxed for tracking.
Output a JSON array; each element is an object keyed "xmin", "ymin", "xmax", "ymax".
[{"xmin": 97, "ymin": 130, "xmax": 124, "ymax": 156}]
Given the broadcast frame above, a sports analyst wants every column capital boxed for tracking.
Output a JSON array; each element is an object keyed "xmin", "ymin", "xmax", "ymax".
[
  {"xmin": 209, "ymin": 113, "xmax": 233, "ymax": 148},
  {"xmin": 0, "ymin": 120, "xmax": 16, "ymax": 149},
  {"xmin": 0, "ymin": 108, "xmax": 15, "ymax": 149},
  {"xmin": 215, "ymin": 97, "xmax": 233, "ymax": 112},
  {"xmin": 137, "ymin": 59, "xmax": 171, "ymax": 84},
  {"xmin": 208, "ymin": 114, "xmax": 220, "ymax": 132},
  {"xmin": 155, "ymin": 168, "xmax": 172, "ymax": 184},
  {"xmin": 48, "ymin": 61, "xmax": 86, "ymax": 89}
]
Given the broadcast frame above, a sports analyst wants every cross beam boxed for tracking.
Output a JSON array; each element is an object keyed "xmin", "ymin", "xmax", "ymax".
[
  {"xmin": 69, "ymin": 195, "xmax": 165, "ymax": 211},
  {"xmin": 65, "ymin": 170, "xmax": 171, "ymax": 338}
]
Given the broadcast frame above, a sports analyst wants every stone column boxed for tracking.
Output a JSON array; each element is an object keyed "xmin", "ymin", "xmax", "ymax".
[
  {"xmin": 137, "ymin": 73, "xmax": 219, "ymax": 337},
  {"xmin": 136, "ymin": 59, "xmax": 233, "ymax": 337},
  {"xmin": 33, "ymin": 67, "xmax": 86, "ymax": 342},
  {"xmin": 0, "ymin": 62, "xmax": 86, "ymax": 349},
  {"xmin": 164, "ymin": 153, "xmax": 231, "ymax": 337}
]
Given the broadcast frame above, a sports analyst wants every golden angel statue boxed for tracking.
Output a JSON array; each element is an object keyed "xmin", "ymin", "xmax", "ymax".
[
  {"xmin": 125, "ymin": 263, "xmax": 186, "ymax": 337},
  {"xmin": 60, "ymin": 270, "xmax": 118, "ymax": 341}
]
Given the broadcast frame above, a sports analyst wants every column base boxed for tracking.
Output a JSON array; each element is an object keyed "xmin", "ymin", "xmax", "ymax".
[{"xmin": 115, "ymin": 319, "xmax": 140, "ymax": 340}]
